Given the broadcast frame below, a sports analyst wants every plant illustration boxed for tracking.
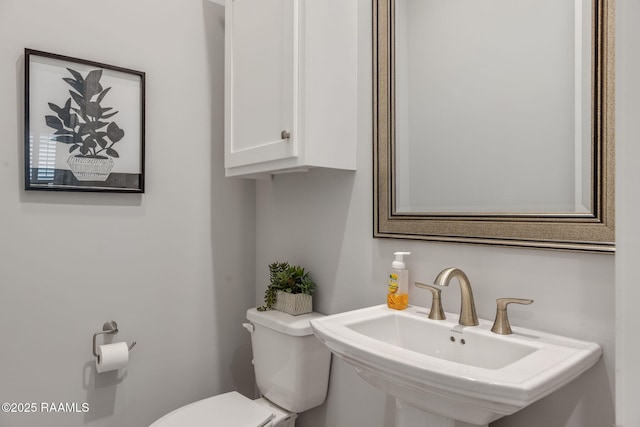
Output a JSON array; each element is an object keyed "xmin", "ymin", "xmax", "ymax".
[
  {"xmin": 45, "ymin": 68, "xmax": 125, "ymax": 158},
  {"xmin": 258, "ymin": 262, "xmax": 317, "ymax": 311}
]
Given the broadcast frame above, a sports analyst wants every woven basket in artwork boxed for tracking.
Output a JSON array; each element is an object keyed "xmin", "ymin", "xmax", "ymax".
[{"xmin": 274, "ymin": 291, "xmax": 312, "ymax": 315}]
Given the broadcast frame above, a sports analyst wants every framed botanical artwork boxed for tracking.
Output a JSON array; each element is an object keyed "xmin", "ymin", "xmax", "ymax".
[{"xmin": 24, "ymin": 49, "xmax": 145, "ymax": 192}]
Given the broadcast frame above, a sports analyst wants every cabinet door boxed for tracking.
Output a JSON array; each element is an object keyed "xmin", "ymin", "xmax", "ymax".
[{"xmin": 225, "ymin": 0, "xmax": 298, "ymax": 168}]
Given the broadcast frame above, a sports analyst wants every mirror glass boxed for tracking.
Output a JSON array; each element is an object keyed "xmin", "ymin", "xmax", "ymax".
[
  {"xmin": 374, "ymin": 0, "xmax": 615, "ymax": 252},
  {"xmin": 395, "ymin": 0, "xmax": 592, "ymax": 214}
]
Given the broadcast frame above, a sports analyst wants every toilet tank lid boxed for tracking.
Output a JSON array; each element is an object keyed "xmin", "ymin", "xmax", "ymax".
[{"xmin": 247, "ymin": 308, "xmax": 325, "ymax": 336}]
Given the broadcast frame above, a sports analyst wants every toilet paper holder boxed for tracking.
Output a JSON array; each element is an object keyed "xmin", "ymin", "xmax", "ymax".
[{"xmin": 92, "ymin": 321, "xmax": 136, "ymax": 363}]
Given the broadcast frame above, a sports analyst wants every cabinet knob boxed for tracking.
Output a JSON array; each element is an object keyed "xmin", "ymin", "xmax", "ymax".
[{"xmin": 281, "ymin": 130, "xmax": 291, "ymax": 139}]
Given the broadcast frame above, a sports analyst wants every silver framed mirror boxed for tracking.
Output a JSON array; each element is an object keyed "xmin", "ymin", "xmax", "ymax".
[{"xmin": 373, "ymin": 0, "xmax": 615, "ymax": 253}]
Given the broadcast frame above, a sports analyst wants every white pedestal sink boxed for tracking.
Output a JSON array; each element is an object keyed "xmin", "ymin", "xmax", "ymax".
[
  {"xmin": 310, "ymin": 305, "xmax": 601, "ymax": 426},
  {"xmin": 394, "ymin": 399, "xmax": 478, "ymax": 427}
]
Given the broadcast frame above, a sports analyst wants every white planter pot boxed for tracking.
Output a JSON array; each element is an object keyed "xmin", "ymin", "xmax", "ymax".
[
  {"xmin": 274, "ymin": 291, "xmax": 312, "ymax": 315},
  {"xmin": 67, "ymin": 155, "xmax": 114, "ymax": 181}
]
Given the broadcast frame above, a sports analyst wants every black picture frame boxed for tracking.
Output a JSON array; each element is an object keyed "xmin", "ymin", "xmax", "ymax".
[{"xmin": 24, "ymin": 49, "xmax": 145, "ymax": 193}]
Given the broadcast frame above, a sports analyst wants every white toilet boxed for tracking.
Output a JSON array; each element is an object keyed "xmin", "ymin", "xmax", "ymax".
[{"xmin": 150, "ymin": 308, "xmax": 332, "ymax": 427}]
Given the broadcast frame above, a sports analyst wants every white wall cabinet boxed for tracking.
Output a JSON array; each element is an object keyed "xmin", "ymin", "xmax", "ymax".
[{"xmin": 224, "ymin": 0, "xmax": 358, "ymax": 178}]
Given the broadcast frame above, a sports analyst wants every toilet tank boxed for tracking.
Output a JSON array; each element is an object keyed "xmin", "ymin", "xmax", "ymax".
[{"xmin": 245, "ymin": 308, "xmax": 331, "ymax": 413}]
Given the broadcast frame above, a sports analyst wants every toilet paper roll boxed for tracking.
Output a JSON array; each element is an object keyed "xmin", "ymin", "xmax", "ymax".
[{"xmin": 95, "ymin": 342, "xmax": 129, "ymax": 374}]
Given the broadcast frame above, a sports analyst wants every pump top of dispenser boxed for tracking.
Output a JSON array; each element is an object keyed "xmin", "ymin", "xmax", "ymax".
[{"xmin": 392, "ymin": 252, "xmax": 410, "ymax": 269}]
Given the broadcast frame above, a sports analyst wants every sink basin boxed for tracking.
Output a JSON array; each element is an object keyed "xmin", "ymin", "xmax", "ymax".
[{"xmin": 310, "ymin": 305, "xmax": 602, "ymax": 425}]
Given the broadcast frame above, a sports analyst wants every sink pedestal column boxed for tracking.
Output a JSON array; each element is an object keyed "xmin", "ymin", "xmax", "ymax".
[{"xmin": 395, "ymin": 399, "xmax": 487, "ymax": 427}]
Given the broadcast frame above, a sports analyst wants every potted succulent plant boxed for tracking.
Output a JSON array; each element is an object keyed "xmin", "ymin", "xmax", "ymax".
[
  {"xmin": 45, "ymin": 67, "xmax": 125, "ymax": 181},
  {"xmin": 258, "ymin": 262, "xmax": 317, "ymax": 315}
]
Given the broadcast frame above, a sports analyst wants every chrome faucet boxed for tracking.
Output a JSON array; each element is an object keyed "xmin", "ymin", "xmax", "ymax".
[{"xmin": 433, "ymin": 268, "xmax": 479, "ymax": 326}]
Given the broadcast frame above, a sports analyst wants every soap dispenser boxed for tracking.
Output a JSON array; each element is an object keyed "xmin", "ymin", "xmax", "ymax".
[{"xmin": 387, "ymin": 251, "xmax": 410, "ymax": 310}]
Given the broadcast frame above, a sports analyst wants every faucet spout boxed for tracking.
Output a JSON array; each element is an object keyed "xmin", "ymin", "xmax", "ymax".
[{"xmin": 434, "ymin": 268, "xmax": 479, "ymax": 326}]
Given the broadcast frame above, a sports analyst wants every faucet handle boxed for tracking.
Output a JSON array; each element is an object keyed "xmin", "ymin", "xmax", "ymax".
[
  {"xmin": 491, "ymin": 298, "xmax": 534, "ymax": 335},
  {"xmin": 415, "ymin": 282, "xmax": 446, "ymax": 320}
]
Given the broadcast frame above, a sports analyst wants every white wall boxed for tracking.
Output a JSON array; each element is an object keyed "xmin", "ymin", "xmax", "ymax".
[
  {"xmin": 255, "ymin": 1, "xmax": 616, "ymax": 426},
  {"xmin": 0, "ymin": 1, "xmax": 256, "ymax": 426},
  {"xmin": 615, "ymin": 0, "xmax": 640, "ymax": 424}
]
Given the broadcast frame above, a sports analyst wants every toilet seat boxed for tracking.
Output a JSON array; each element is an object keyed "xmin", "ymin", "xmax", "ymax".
[{"xmin": 150, "ymin": 391, "xmax": 274, "ymax": 427}]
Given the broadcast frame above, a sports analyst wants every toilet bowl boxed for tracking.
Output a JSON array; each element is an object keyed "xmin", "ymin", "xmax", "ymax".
[
  {"xmin": 150, "ymin": 392, "xmax": 294, "ymax": 427},
  {"xmin": 150, "ymin": 308, "xmax": 331, "ymax": 427}
]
